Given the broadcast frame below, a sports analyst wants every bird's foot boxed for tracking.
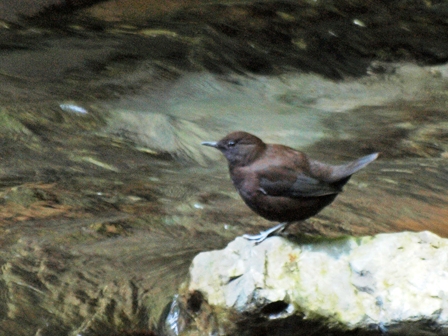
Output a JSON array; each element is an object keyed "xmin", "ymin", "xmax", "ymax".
[{"xmin": 243, "ymin": 222, "xmax": 288, "ymax": 244}]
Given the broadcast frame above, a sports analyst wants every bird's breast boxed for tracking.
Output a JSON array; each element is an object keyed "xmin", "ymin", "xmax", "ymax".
[{"xmin": 230, "ymin": 167, "xmax": 258, "ymax": 196}]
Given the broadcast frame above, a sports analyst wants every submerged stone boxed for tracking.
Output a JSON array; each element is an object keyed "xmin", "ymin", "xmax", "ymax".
[{"xmin": 171, "ymin": 231, "xmax": 448, "ymax": 335}]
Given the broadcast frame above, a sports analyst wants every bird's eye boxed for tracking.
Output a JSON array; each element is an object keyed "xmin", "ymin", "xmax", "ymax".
[{"xmin": 228, "ymin": 140, "xmax": 236, "ymax": 147}]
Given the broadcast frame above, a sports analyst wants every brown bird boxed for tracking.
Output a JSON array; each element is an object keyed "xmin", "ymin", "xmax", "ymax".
[{"xmin": 202, "ymin": 131, "xmax": 378, "ymax": 243}]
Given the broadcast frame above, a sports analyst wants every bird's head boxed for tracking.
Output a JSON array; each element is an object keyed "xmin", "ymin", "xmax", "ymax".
[{"xmin": 202, "ymin": 131, "xmax": 266, "ymax": 167}]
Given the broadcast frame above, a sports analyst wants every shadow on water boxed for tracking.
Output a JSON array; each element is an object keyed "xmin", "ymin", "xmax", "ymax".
[{"xmin": 1, "ymin": 1, "xmax": 448, "ymax": 335}]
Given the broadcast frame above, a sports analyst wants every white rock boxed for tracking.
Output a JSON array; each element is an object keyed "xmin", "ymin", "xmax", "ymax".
[{"xmin": 187, "ymin": 231, "xmax": 448, "ymax": 332}]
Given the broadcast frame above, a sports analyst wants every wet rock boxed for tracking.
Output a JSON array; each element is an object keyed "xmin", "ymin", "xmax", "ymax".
[
  {"xmin": 107, "ymin": 110, "xmax": 221, "ymax": 164},
  {"xmin": 0, "ymin": 0, "xmax": 67, "ymax": 22},
  {"xmin": 174, "ymin": 231, "xmax": 448, "ymax": 335},
  {"xmin": 0, "ymin": 109, "xmax": 35, "ymax": 139},
  {"xmin": 9, "ymin": 0, "xmax": 448, "ymax": 82},
  {"xmin": 0, "ymin": 240, "xmax": 151, "ymax": 335}
]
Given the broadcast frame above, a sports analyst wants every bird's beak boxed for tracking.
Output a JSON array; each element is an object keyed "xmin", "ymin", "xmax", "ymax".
[{"xmin": 201, "ymin": 141, "xmax": 218, "ymax": 148}]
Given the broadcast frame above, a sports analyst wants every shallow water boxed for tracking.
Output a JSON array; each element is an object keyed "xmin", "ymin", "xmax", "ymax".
[{"xmin": 1, "ymin": 2, "xmax": 448, "ymax": 335}]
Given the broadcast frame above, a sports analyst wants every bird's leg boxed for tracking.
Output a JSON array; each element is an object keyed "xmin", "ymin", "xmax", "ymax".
[{"xmin": 243, "ymin": 222, "xmax": 291, "ymax": 244}]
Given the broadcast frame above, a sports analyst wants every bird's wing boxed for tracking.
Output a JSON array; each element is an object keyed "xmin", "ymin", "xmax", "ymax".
[{"xmin": 259, "ymin": 169, "xmax": 341, "ymax": 198}]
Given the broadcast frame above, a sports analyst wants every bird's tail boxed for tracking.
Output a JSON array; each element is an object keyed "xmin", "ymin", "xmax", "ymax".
[{"xmin": 329, "ymin": 153, "xmax": 379, "ymax": 185}]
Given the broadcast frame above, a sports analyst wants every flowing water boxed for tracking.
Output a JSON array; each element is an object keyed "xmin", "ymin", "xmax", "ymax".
[{"xmin": 1, "ymin": 1, "xmax": 448, "ymax": 335}]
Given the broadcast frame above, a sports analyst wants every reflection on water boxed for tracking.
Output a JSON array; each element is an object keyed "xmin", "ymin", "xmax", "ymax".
[{"xmin": 1, "ymin": 2, "xmax": 448, "ymax": 334}]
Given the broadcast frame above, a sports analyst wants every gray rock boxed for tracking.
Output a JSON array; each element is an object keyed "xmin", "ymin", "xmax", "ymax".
[{"xmin": 178, "ymin": 231, "xmax": 448, "ymax": 335}]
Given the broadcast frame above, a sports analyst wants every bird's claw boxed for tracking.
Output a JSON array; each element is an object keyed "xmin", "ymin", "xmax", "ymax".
[
  {"xmin": 242, "ymin": 231, "xmax": 271, "ymax": 244},
  {"xmin": 243, "ymin": 222, "xmax": 288, "ymax": 244}
]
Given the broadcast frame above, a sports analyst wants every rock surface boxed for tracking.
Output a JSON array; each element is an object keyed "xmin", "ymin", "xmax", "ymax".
[{"xmin": 178, "ymin": 231, "xmax": 448, "ymax": 335}]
